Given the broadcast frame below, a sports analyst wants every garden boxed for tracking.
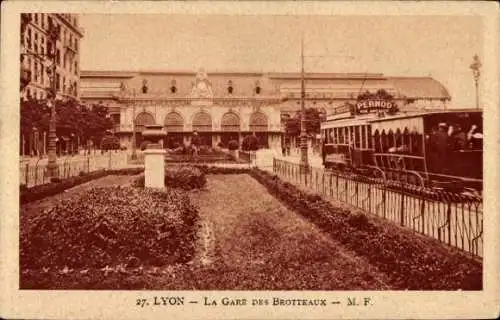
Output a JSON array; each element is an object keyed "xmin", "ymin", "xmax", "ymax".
[{"xmin": 19, "ymin": 165, "xmax": 482, "ymax": 290}]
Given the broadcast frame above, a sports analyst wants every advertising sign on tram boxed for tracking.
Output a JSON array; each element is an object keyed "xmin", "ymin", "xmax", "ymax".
[{"xmin": 356, "ymin": 99, "xmax": 398, "ymax": 114}]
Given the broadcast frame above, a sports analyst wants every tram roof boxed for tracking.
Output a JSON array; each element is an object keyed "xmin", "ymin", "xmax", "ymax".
[
  {"xmin": 321, "ymin": 114, "xmax": 379, "ymax": 128},
  {"xmin": 367, "ymin": 108, "xmax": 482, "ymax": 123}
]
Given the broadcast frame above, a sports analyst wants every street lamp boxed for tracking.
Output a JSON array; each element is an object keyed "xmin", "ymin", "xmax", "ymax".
[
  {"xmin": 131, "ymin": 89, "xmax": 137, "ymax": 160},
  {"xmin": 45, "ymin": 20, "xmax": 61, "ymax": 178},
  {"xmin": 299, "ymin": 36, "xmax": 309, "ymax": 172},
  {"xmin": 470, "ymin": 54, "xmax": 481, "ymax": 110}
]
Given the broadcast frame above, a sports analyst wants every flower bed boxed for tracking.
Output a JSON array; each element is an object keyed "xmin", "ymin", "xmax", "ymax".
[
  {"xmin": 134, "ymin": 166, "xmax": 207, "ymax": 190},
  {"xmin": 20, "ymin": 168, "xmax": 144, "ymax": 204},
  {"xmin": 195, "ymin": 165, "xmax": 250, "ymax": 175},
  {"xmin": 20, "ymin": 186, "xmax": 199, "ymax": 274},
  {"xmin": 249, "ymin": 169, "xmax": 483, "ymax": 290}
]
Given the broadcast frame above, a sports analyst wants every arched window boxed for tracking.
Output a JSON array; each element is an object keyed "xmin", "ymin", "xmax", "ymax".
[
  {"xmin": 221, "ymin": 112, "xmax": 240, "ymax": 132},
  {"xmin": 135, "ymin": 112, "xmax": 155, "ymax": 132},
  {"xmin": 164, "ymin": 112, "xmax": 184, "ymax": 132},
  {"xmin": 249, "ymin": 112, "xmax": 268, "ymax": 132},
  {"xmin": 170, "ymin": 79, "xmax": 177, "ymax": 94},
  {"xmin": 227, "ymin": 80, "xmax": 233, "ymax": 94},
  {"xmin": 255, "ymin": 80, "xmax": 261, "ymax": 95},
  {"xmin": 192, "ymin": 112, "xmax": 212, "ymax": 132}
]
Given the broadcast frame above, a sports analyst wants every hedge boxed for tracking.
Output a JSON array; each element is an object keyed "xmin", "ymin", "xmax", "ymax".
[{"xmin": 20, "ymin": 168, "xmax": 144, "ymax": 204}]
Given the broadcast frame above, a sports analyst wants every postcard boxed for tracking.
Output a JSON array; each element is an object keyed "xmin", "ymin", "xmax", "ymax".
[{"xmin": 1, "ymin": 1, "xmax": 499, "ymax": 319}]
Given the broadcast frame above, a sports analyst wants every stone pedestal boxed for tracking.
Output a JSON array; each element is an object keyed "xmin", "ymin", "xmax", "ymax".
[{"xmin": 144, "ymin": 148, "xmax": 166, "ymax": 189}]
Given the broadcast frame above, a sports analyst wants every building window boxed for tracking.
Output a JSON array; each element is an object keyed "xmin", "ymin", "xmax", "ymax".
[
  {"xmin": 34, "ymin": 13, "xmax": 38, "ymax": 25},
  {"xmin": 27, "ymin": 28, "xmax": 32, "ymax": 49},
  {"xmin": 227, "ymin": 80, "xmax": 233, "ymax": 94},
  {"xmin": 41, "ymin": 14, "xmax": 45, "ymax": 29},
  {"xmin": 255, "ymin": 80, "xmax": 261, "ymax": 94},
  {"xmin": 75, "ymin": 38, "xmax": 78, "ymax": 51},
  {"xmin": 74, "ymin": 61, "xmax": 78, "ymax": 75},
  {"xmin": 170, "ymin": 79, "xmax": 177, "ymax": 93}
]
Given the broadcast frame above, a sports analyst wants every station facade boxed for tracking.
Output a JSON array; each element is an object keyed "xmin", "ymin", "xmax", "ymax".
[{"xmin": 80, "ymin": 69, "xmax": 451, "ymax": 150}]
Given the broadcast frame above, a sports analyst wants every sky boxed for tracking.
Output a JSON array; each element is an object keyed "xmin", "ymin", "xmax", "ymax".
[{"xmin": 79, "ymin": 14, "xmax": 483, "ymax": 108}]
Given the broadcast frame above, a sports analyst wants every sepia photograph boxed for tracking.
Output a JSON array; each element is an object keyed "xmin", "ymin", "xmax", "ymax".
[{"xmin": 1, "ymin": 1, "xmax": 499, "ymax": 319}]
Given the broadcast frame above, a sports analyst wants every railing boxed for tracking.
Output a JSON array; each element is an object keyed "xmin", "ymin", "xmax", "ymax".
[
  {"xmin": 20, "ymin": 151, "xmax": 129, "ymax": 187},
  {"xmin": 239, "ymin": 151, "xmax": 257, "ymax": 166},
  {"xmin": 272, "ymin": 158, "xmax": 483, "ymax": 258}
]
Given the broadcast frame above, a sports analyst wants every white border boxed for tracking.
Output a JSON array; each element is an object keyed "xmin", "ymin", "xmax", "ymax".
[{"xmin": 1, "ymin": 2, "xmax": 499, "ymax": 319}]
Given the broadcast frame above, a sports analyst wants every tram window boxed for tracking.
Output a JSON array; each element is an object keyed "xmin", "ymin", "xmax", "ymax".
[
  {"xmin": 362, "ymin": 125, "xmax": 367, "ymax": 149},
  {"xmin": 373, "ymin": 131, "xmax": 380, "ymax": 152},
  {"xmin": 412, "ymin": 133, "xmax": 422, "ymax": 155},
  {"xmin": 388, "ymin": 130, "xmax": 395, "ymax": 149},
  {"xmin": 403, "ymin": 128, "xmax": 410, "ymax": 152},
  {"xmin": 381, "ymin": 131, "xmax": 388, "ymax": 152},
  {"xmin": 355, "ymin": 126, "xmax": 361, "ymax": 148},
  {"xmin": 367, "ymin": 125, "xmax": 372, "ymax": 149},
  {"xmin": 395, "ymin": 129, "xmax": 402, "ymax": 151}
]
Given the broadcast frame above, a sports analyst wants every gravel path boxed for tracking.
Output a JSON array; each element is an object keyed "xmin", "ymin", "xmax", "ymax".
[{"xmin": 187, "ymin": 174, "xmax": 393, "ymax": 290}]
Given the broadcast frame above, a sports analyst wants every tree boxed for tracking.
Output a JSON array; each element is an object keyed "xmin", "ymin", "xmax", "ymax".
[
  {"xmin": 242, "ymin": 134, "xmax": 259, "ymax": 151},
  {"xmin": 20, "ymin": 98, "xmax": 113, "ymax": 154},
  {"xmin": 284, "ymin": 107, "xmax": 321, "ymax": 137}
]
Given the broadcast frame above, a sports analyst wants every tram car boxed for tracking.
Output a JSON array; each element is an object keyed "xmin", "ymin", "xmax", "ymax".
[{"xmin": 321, "ymin": 103, "xmax": 483, "ymax": 192}]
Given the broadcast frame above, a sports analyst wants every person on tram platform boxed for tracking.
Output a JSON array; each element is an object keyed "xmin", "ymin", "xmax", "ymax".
[
  {"xmin": 451, "ymin": 124, "xmax": 467, "ymax": 150},
  {"xmin": 431, "ymin": 123, "xmax": 451, "ymax": 173}
]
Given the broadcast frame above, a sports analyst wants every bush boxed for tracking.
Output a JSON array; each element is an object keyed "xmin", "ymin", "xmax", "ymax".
[
  {"xmin": 249, "ymin": 168, "xmax": 483, "ymax": 290},
  {"xmin": 101, "ymin": 136, "xmax": 120, "ymax": 151},
  {"xmin": 228, "ymin": 140, "xmax": 239, "ymax": 151},
  {"xmin": 20, "ymin": 186, "xmax": 199, "ymax": 270},
  {"xmin": 195, "ymin": 165, "xmax": 250, "ymax": 175},
  {"xmin": 242, "ymin": 135, "xmax": 259, "ymax": 151},
  {"xmin": 133, "ymin": 166, "xmax": 207, "ymax": 190}
]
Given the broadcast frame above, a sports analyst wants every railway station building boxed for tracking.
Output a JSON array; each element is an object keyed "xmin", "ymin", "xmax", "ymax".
[{"xmin": 80, "ymin": 69, "xmax": 451, "ymax": 150}]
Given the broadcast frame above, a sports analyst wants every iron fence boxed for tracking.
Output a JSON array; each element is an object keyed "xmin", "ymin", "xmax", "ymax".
[
  {"xmin": 239, "ymin": 151, "xmax": 257, "ymax": 166},
  {"xmin": 272, "ymin": 158, "xmax": 483, "ymax": 258},
  {"xmin": 20, "ymin": 151, "xmax": 129, "ymax": 188}
]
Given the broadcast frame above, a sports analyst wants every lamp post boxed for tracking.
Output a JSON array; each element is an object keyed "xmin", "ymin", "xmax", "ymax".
[
  {"xmin": 470, "ymin": 54, "xmax": 481, "ymax": 110},
  {"xmin": 46, "ymin": 20, "xmax": 61, "ymax": 178},
  {"xmin": 299, "ymin": 35, "xmax": 309, "ymax": 172},
  {"xmin": 131, "ymin": 89, "xmax": 137, "ymax": 160}
]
